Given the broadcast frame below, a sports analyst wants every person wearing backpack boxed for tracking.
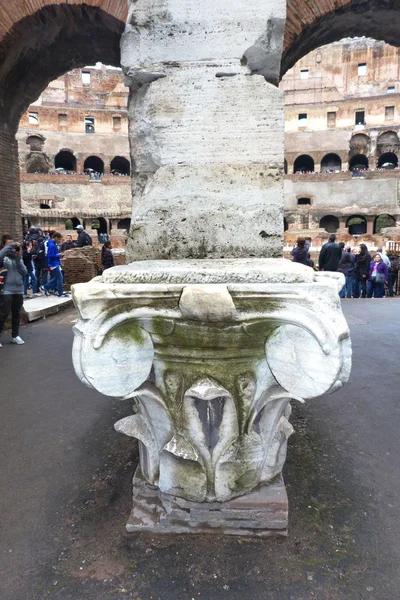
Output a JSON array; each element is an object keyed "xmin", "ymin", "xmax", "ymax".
[
  {"xmin": 76, "ymin": 225, "xmax": 93, "ymax": 247},
  {"xmin": 40, "ymin": 232, "xmax": 69, "ymax": 298},
  {"xmin": 0, "ymin": 239, "xmax": 27, "ymax": 346},
  {"xmin": 33, "ymin": 229, "xmax": 49, "ymax": 289}
]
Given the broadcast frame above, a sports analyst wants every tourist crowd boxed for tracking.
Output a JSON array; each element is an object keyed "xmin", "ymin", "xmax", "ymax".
[
  {"xmin": 0, "ymin": 225, "xmax": 115, "ymax": 347},
  {"xmin": 291, "ymin": 234, "xmax": 399, "ymax": 298}
]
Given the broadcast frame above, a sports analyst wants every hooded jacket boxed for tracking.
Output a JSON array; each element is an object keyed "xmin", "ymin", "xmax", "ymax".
[{"xmin": 0, "ymin": 245, "xmax": 27, "ymax": 295}]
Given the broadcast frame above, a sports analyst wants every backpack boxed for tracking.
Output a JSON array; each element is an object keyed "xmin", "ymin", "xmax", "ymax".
[{"xmin": 34, "ymin": 237, "xmax": 46, "ymax": 261}]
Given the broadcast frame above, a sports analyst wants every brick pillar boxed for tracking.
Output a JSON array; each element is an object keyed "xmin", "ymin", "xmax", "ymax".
[
  {"xmin": 367, "ymin": 219, "xmax": 374, "ymax": 235},
  {"xmin": 0, "ymin": 131, "xmax": 22, "ymax": 239}
]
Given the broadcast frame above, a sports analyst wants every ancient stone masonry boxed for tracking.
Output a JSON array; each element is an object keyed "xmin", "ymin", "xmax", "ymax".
[
  {"xmin": 72, "ymin": 260, "xmax": 351, "ymax": 535},
  {"xmin": 71, "ymin": 0, "xmax": 352, "ymax": 536},
  {"xmin": 121, "ymin": 0, "xmax": 286, "ymax": 261}
]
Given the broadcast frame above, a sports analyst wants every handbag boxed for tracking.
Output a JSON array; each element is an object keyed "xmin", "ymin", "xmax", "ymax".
[{"xmin": 375, "ymin": 272, "xmax": 385, "ymax": 284}]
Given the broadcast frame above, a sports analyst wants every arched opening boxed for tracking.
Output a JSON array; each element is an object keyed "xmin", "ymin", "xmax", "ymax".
[
  {"xmin": 110, "ymin": 156, "xmax": 130, "ymax": 176},
  {"xmin": 321, "ymin": 153, "xmax": 342, "ymax": 173},
  {"xmin": 26, "ymin": 135, "xmax": 44, "ymax": 152},
  {"xmin": 284, "ymin": 159, "xmax": 288, "ymax": 175},
  {"xmin": 349, "ymin": 133, "xmax": 370, "ymax": 158},
  {"xmin": 349, "ymin": 154, "xmax": 369, "ymax": 172},
  {"xmin": 282, "ymin": 1, "xmax": 400, "ymax": 75},
  {"xmin": 347, "ymin": 215, "xmax": 367, "ymax": 235},
  {"xmin": 84, "ymin": 156, "xmax": 104, "ymax": 174},
  {"xmin": 319, "ymin": 215, "xmax": 339, "ymax": 233},
  {"xmin": 374, "ymin": 214, "xmax": 396, "ymax": 234},
  {"xmin": 117, "ymin": 218, "xmax": 131, "ymax": 233},
  {"xmin": 293, "ymin": 154, "xmax": 315, "ymax": 174},
  {"xmin": 377, "ymin": 130, "xmax": 399, "ymax": 147},
  {"xmin": 378, "ymin": 152, "xmax": 398, "ymax": 170},
  {"xmin": 0, "ymin": 6, "xmax": 125, "ymax": 132},
  {"xmin": 69, "ymin": 217, "xmax": 81, "ymax": 230},
  {"xmin": 55, "ymin": 150, "xmax": 77, "ymax": 172},
  {"xmin": 284, "ymin": 218, "xmax": 288, "ymax": 232}
]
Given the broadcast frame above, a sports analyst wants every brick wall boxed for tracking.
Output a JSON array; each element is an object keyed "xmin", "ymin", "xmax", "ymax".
[
  {"xmin": 62, "ymin": 246, "xmax": 126, "ymax": 289},
  {"xmin": 0, "ymin": 131, "xmax": 22, "ymax": 239}
]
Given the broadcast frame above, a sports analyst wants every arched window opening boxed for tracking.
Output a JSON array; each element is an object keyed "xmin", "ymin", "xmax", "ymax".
[
  {"xmin": 298, "ymin": 197, "xmax": 311, "ymax": 206},
  {"xmin": 55, "ymin": 150, "xmax": 76, "ymax": 172},
  {"xmin": 347, "ymin": 215, "xmax": 367, "ymax": 235},
  {"xmin": 84, "ymin": 156, "xmax": 104, "ymax": 174},
  {"xmin": 321, "ymin": 153, "xmax": 342, "ymax": 173},
  {"xmin": 284, "ymin": 159, "xmax": 288, "ymax": 175},
  {"xmin": 117, "ymin": 218, "xmax": 131, "ymax": 232},
  {"xmin": 374, "ymin": 214, "xmax": 396, "ymax": 234},
  {"xmin": 26, "ymin": 135, "xmax": 44, "ymax": 152},
  {"xmin": 349, "ymin": 133, "xmax": 370, "ymax": 156},
  {"xmin": 319, "ymin": 215, "xmax": 339, "ymax": 233},
  {"xmin": 69, "ymin": 217, "xmax": 81, "ymax": 230},
  {"xmin": 284, "ymin": 218, "xmax": 288, "ymax": 232},
  {"xmin": 349, "ymin": 154, "xmax": 369, "ymax": 172},
  {"xmin": 110, "ymin": 156, "xmax": 130, "ymax": 176},
  {"xmin": 377, "ymin": 130, "xmax": 399, "ymax": 147},
  {"xmin": 293, "ymin": 155, "xmax": 315, "ymax": 174},
  {"xmin": 377, "ymin": 152, "xmax": 398, "ymax": 169}
]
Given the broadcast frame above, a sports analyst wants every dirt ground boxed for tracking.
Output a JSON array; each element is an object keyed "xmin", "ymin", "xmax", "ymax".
[{"xmin": 0, "ymin": 301, "xmax": 399, "ymax": 600}]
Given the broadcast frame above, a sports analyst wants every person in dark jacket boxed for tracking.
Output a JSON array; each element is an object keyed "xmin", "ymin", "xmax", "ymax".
[
  {"xmin": 338, "ymin": 243, "xmax": 356, "ymax": 298},
  {"xmin": 291, "ymin": 237, "xmax": 310, "ymax": 265},
  {"xmin": 40, "ymin": 232, "xmax": 69, "ymax": 298},
  {"xmin": 101, "ymin": 241, "xmax": 115, "ymax": 270},
  {"xmin": 318, "ymin": 233, "xmax": 342, "ymax": 272},
  {"xmin": 75, "ymin": 225, "xmax": 93, "ymax": 247},
  {"xmin": 33, "ymin": 229, "xmax": 48, "ymax": 288},
  {"xmin": 60, "ymin": 234, "xmax": 77, "ymax": 253},
  {"xmin": 367, "ymin": 253, "xmax": 388, "ymax": 298},
  {"xmin": 353, "ymin": 243, "xmax": 372, "ymax": 298},
  {"xmin": 22, "ymin": 239, "xmax": 39, "ymax": 298},
  {"xmin": 0, "ymin": 240, "xmax": 27, "ymax": 346}
]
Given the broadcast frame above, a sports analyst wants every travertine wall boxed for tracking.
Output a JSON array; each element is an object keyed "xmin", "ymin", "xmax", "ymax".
[{"xmin": 123, "ymin": 0, "xmax": 286, "ymax": 260}]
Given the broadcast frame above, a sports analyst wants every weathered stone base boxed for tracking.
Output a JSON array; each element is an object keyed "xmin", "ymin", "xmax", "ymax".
[{"xmin": 126, "ymin": 469, "xmax": 288, "ymax": 537}]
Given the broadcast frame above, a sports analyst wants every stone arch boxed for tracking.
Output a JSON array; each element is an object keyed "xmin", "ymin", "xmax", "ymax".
[
  {"xmin": 0, "ymin": 5, "xmax": 125, "ymax": 132},
  {"xmin": 374, "ymin": 214, "xmax": 396, "ymax": 234},
  {"xmin": 321, "ymin": 153, "xmax": 342, "ymax": 173},
  {"xmin": 283, "ymin": 1, "xmax": 400, "ymax": 75},
  {"xmin": 349, "ymin": 133, "xmax": 370, "ymax": 158},
  {"xmin": 55, "ymin": 150, "xmax": 76, "ymax": 172},
  {"xmin": 84, "ymin": 156, "xmax": 104, "ymax": 174},
  {"xmin": 110, "ymin": 156, "xmax": 130, "ymax": 175},
  {"xmin": 377, "ymin": 152, "xmax": 398, "ymax": 169},
  {"xmin": 347, "ymin": 215, "xmax": 367, "ymax": 235},
  {"xmin": 26, "ymin": 134, "xmax": 44, "ymax": 152},
  {"xmin": 349, "ymin": 154, "xmax": 369, "ymax": 171},
  {"xmin": 293, "ymin": 154, "xmax": 315, "ymax": 173},
  {"xmin": 319, "ymin": 215, "xmax": 339, "ymax": 233}
]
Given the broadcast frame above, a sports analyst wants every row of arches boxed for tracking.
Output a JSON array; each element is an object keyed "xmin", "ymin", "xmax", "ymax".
[
  {"xmin": 288, "ymin": 152, "xmax": 399, "ymax": 174},
  {"xmin": 54, "ymin": 152, "xmax": 130, "ymax": 175},
  {"xmin": 320, "ymin": 214, "xmax": 396, "ymax": 235}
]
